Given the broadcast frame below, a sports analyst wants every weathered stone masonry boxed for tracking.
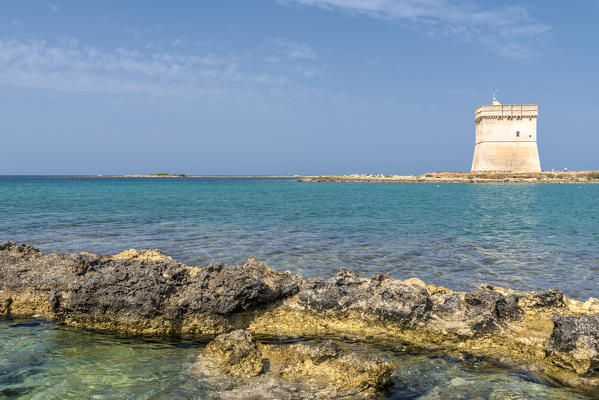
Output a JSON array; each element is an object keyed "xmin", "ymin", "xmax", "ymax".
[{"xmin": 471, "ymin": 102, "xmax": 542, "ymax": 172}]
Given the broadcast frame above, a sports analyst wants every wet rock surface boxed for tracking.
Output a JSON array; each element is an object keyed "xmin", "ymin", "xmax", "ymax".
[
  {"xmin": 264, "ymin": 340, "xmax": 395, "ymax": 392},
  {"xmin": 204, "ymin": 329, "xmax": 264, "ymax": 377},
  {"xmin": 1, "ymin": 241, "xmax": 598, "ymax": 390},
  {"xmin": 199, "ymin": 330, "xmax": 394, "ymax": 398}
]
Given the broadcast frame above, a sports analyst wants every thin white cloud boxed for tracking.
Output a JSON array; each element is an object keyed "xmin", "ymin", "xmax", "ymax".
[
  {"xmin": 279, "ymin": 0, "xmax": 549, "ymax": 58},
  {"xmin": 267, "ymin": 38, "xmax": 317, "ymax": 59},
  {"xmin": 12, "ymin": 19, "xmax": 23, "ymax": 26},
  {"xmin": 263, "ymin": 38, "xmax": 323, "ymax": 77},
  {"xmin": 48, "ymin": 4, "xmax": 59, "ymax": 12},
  {"xmin": 0, "ymin": 38, "xmax": 304, "ymax": 95}
]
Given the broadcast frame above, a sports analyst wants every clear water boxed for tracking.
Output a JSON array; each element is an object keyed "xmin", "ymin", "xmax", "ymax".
[
  {"xmin": 0, "ymin": 318, "xmax": 592, "ymax": 399},
  {"xmin": 1, "ymin": 176, "xmax": 598, "ymax": 398}
]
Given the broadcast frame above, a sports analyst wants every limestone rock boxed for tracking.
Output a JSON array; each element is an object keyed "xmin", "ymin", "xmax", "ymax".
[
  {"xmin": 202, "ymin": 331, "xmax": 394, "ymax": 396},
  {"xmin": 528, "ymin": 288, "xmax": 566, "ymax": 309},
  {"xmin": 2, "ymin": 242, "xmax": 599, "ymax": 389},
  {"xmin": 264, "ymin": 340, "xmax": 395, "ymax": 391},
  {"xmin": 111, "ymin": 248, "xmax": 175, "ymax": 262},
  {"xmin": 461, "ymin": 284, "xmax": 522, "ymax": 333},
  {"xmin": 0, "ymin": 241, "xmax": 41, "ymax": 258},
  {"xmin": 546, "ymin": 314, "xmax": 599, "ymax": 375},
  {"xmin": 298, "ymin": 269, "xmax": 432, "ymax": 327},
  {"xmin": 0, "ymin": 241, "xmax": 301, "ymax": 335},
  {"xmin": 297, "ymin": 271, "xmax": 523, "ymax": 338},
  {"xmin": 204, "ymin": 329, "xmax": 265, "ymax": 377}
]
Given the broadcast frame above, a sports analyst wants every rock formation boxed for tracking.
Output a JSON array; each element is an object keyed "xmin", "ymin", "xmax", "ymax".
[
  {"xmin": 204, "ymin": 329, "xmax": 265, "ymax": 377},
  {"xmin": 0, "ymin": 241, "xmax": 300, "ymax": 336},
  {"xmin": 201, "ymin": 329, "xmax": 394, "ymax": 398},
  {"xmin": 1, "ymin": 241, "xmax": 598, "ymax": 391}
]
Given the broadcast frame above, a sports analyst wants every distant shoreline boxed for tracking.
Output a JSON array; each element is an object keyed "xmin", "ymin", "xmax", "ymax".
[
  {"xmin": 20, "ymin": 172, "xmax": 599, "ymax": 183},
  {"xmin": 297, "ymin": 171, "xmax": 599, "ymax": 184},
  {"xmin": 86, "ymin": 175, "xmax": 301, "ymax": 178}
]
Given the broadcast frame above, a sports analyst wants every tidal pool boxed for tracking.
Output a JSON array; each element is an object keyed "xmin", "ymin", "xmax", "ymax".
[{"xmin": 0, "ymin": 318, "xmax": 594, "ymax": 399}]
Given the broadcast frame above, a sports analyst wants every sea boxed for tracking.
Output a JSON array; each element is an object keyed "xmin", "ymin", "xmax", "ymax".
[{"xmin": 1, "ymin": 176, "xmax": 598, "ymax": 399}]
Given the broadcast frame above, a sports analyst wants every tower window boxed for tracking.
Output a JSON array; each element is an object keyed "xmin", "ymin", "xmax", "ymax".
[{"xmin": 516, "ymin": 131, "xmax": 520, "ymax": 137}]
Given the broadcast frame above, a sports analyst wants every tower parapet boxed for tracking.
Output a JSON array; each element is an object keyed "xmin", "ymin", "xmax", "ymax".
[{"xmin": 471, "ymin": 103, "xmax": 541, "ymax": 172}]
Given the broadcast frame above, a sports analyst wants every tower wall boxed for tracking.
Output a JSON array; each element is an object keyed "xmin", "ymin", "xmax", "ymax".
[{"xmin": 471, "ymin": 104, "xmax": 541, "ymax": 172}]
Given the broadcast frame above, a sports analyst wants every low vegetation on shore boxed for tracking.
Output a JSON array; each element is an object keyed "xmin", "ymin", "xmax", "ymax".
[
  {"xmin": 151, "ymin": 172, "xmax": 186, "ymax": 177},
  {"xmin": 298, "ymin": 171, "xmax": 599, "ymax": 184}
]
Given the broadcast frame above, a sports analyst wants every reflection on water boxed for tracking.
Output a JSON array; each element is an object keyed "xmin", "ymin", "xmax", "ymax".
[
  {"xmin": 0, "ymin": 318, "xmax": 594, "ymax": 399},
  {"xmin": 0, "ymin": 177, "xmax": 598, "ymax": 300},
  {"xmin": 1, "ymin": 177, "xmax": 598, "ymax": 397}
]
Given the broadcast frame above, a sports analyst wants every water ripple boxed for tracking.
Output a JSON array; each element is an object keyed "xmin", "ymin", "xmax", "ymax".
[{"xmin": 1, "ymin": 177, "xmax": 598, "ymax": 300}]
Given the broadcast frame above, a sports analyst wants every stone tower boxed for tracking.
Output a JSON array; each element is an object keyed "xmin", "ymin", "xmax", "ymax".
[{"xmin": 471, "ymin": 99, "xmax": 541, "ymax": 172}]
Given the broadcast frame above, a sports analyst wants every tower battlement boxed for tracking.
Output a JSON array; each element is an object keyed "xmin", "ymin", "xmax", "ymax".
[
  {"xmin": 475, "ymin": 104, "xmax": 538, "ymax": 123},
  {"xmin": 471, "ymin": 103, "xmax": 541, "ymax": 172}
]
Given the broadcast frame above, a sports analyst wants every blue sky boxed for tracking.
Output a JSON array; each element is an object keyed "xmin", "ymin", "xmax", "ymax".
[{"xmin": 1, "ymin": 0, "xmax": 597, "ymax": 175}]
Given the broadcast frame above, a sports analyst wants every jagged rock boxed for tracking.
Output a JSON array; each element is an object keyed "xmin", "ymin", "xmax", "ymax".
[
  {"xmin": 201, "ymin": 331, "xmax": 394, "ymax": 396},
  {"xmin": 187, "ymin": 260, "xmax": 300, "ymax": 316},
  {"xmin": 461, "ymin": 284, "xmax": 522, "ymax": 333},
  {"xmin": 298, "ymin": 269, "xmax": 432, "ymax": 327},
  {"xmin": 0, "ymin": 297, "xmax": 11, "ymax": 314},
  {"xmin": 0, "ymin": 241, "xmax": 41, "ymax": 258},
  {"xmin": 250, "ymin": 272, "xmax": 599, "ymax": 387},
  {"xmin": 513, "ymin": 287, "xmax": 567, "ymax": 311},
  {"xmin": 204, "ymin": 329, "xmax": 265, "ymax": 377},
  {"xmin": 297, "ymin": 272, "xmax": 523, "ymax": 338},
  {"xmin": 1, "ymin": 242, "xmax": 599, "ymax": 389},
  {"xmin": 546, "ymin": 314, "xmax": 599, "ymax": 375},
  {"xmin": 463, "ymin": 284, "xmax": 522, "ymax": 321},
  {"xmin": 0, "ymin": 242, "xmax": 301, "ymax": 335},
  {"xmin": 302, "ymin": 339, "xmax": 341, "ymax": 363},
  {"xmin": 529, "ymin": 288, "xmax": 566, "ymax": 309}
]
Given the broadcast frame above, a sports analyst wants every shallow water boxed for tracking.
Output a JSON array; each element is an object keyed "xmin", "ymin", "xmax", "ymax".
[
  {"xmin": 1, "ymin": 176, "xmax": 598, "ymax": 398},
  {"xmin": 0, "ymin": 318, "xmax": 593, "ymax": 399}
]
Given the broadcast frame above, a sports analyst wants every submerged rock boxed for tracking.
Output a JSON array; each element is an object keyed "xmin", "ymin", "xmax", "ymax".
[{"xmin": 200, "ymin": 330, "xmax": 394, "ymax": 397}]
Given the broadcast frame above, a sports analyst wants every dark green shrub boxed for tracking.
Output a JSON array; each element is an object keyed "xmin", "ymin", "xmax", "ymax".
[{"xmin": 586, "ymin": 173, "xmax": 599, "ymax": 180}]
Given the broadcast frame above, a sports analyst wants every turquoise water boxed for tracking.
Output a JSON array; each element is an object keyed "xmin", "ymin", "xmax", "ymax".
[
  {"xmin": 1, "ymin": 176, "xmax": 598, "ymax": 298},
  {"xmin": 0, "ymin": 318, "xmax": 592, "ymax": 399},
  {"xmin": 1, "ymin": 176, "xmax": 598, "ymax": 398}
]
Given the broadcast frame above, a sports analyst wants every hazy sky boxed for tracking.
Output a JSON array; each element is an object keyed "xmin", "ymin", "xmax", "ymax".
[{"xmin": 1, "ymin": 1, "xmax": 597, "ymax": 175}]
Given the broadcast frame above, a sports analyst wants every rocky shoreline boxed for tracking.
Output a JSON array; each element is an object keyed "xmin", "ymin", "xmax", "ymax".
[
  {"xmin": 298, "ymin": 171, "xmax": 599, "ymax": 184},
  {"xmin": 1, "ymin": 241, "xmax": 598, "ymax": 395}
]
